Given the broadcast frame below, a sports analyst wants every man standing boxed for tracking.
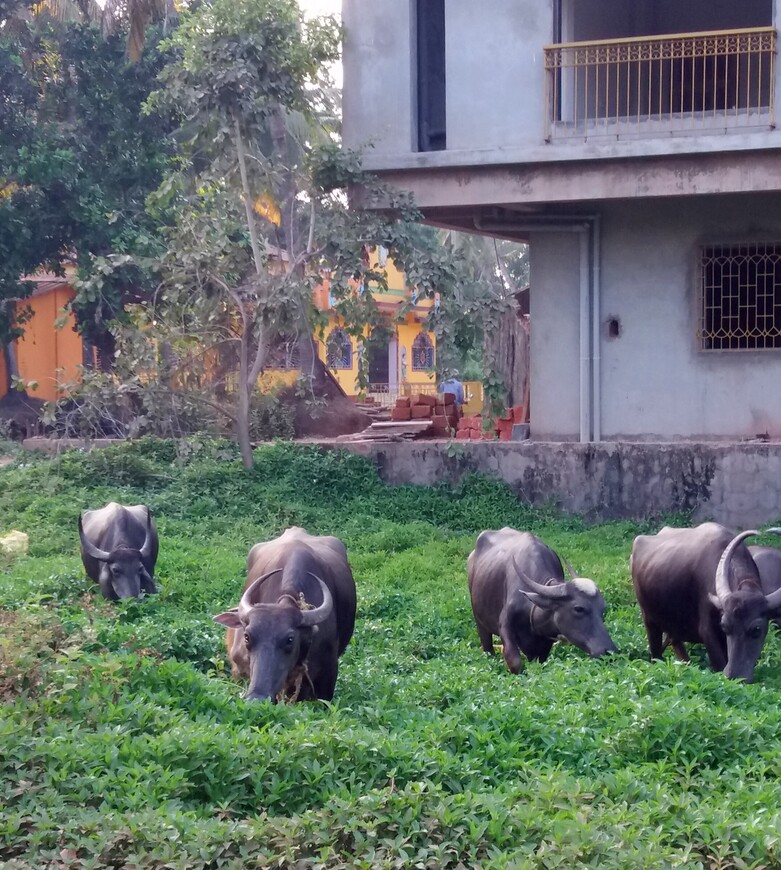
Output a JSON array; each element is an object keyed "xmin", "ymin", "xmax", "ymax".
[{"xmin": 439, "ymin": 371, "xmax": 465, "ymax": 407}]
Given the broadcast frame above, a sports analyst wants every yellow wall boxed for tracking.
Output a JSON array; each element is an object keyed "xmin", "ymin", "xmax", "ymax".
[
  {"xmin": 2, "ymin": 286, "xmax": 83, "ymax": 402},
  {"xmin": 315, "ymin": 313, "xmax": 436, "ymax": 396},
  {"xmin": 303, "ymin": 251, "xmax": 438, "ymax": 396}
]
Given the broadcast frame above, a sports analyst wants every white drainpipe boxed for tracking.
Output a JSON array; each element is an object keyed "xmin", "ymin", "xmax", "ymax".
[{"xmin": 473, "ymin": 215, "xmax": 601, "ymax": 443}]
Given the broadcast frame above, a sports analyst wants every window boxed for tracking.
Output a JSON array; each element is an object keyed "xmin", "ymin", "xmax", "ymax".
[
  {"xmin": 416, "ymin": 0, "xmax": 446, "ymax": 152},
  {"xmin": 699, "ymin": 243, "xmax": 781, "ymax": 351},
  {"xmin": 326, "ymin": 328, "xmax": 353, "ymax": 369},
  {"xmin": 411, "ymin": 332, "xmax": 435, "ymax": 370},
  {"xmin": 265, "ymin": 337, "xmax": 301, "ymax": 370}
]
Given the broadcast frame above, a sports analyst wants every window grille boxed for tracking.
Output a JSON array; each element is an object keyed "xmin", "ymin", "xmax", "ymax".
[
  {"xmin": 265, "ymin": 338, "xmax": 301, "ymax": 370},
  {"xmin": 699, "ymin": 243, "xmax": 781, "ymax": 351},
  {"xmin": 326, "ymin": 328, "xmax": 353, "ymax": 369},
  {"xmin": 411, "ymin": 332, "xmax": 435, "ymax": 370}
]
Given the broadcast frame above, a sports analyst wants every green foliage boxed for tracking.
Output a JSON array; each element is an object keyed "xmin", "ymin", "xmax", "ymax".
[
  {"xmin": 0, "ymin": 21, "xmax": 174, "ymax": 349},
  {"xmin": 249, "ymin": 391, "xmax": 295, "ymax": 441},
  {"xmin": 2, "ymin": 442, "xmax": 781, "ymax": 867}
]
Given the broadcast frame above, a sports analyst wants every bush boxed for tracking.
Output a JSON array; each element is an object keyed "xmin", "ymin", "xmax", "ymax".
[{"xmin": 249, "ymin": 391, "xmax": 296, "ymax": 441}]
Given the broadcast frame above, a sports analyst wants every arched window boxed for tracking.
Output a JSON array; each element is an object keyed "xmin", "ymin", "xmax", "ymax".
[
  {"xmin": 326, "ymin": 328, "xmax": 353, "ymax": 369},
  {"xmin": 411, "ymin": 332, "xmax": 435, "ymax": 371}
]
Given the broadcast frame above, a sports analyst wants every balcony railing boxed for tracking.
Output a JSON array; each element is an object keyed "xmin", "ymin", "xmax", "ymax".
[{"xmin": 544, "ymin": 27, "xmax": 776, "ymax": 141}]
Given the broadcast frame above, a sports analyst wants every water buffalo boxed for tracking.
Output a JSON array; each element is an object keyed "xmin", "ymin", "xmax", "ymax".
[
  {"xmin": 631, "ymin": 522, "xmax": 781, "ymax": 682},
  {"xmin": 213, "ymin": 527, "xmax": 357, "ymax": 702},
  {"xmin": 749, "ymin": 533, "xmax": 781, "ymax": 628},
  {"xmin": 468, "ymin": 528, "xmax": 617, "ymax": 673},
  {"xmin": 79, "ymin": 502, "xmax": 158, "ymax": 600}
]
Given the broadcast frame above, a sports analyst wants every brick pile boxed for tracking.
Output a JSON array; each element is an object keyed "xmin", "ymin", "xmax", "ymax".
[
  {"xmin": 392, "ymin": 392, "xmax": 461, "ymax": 437},
  {"xmin": 455, "ymin": 404, "xmax": 527, "ymax": 441}
]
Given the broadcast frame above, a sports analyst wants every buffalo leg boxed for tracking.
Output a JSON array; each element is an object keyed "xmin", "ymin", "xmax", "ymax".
[
  {"xmin": 522, "ymin": 636, "xmax": 554, "ymax": 663},
  {"xmin": 644, "ymin": 620, "xmax": 666, "ymax": 661},
  {"xmin": 498, "ymin": 619, "xmax": 523, "ymax": 674},
  {"xmin": 312, "ymin": 656, "xmax": 338, "ymax": 701},
  {"xmin": 702, "ymin": 630, "xmax": 727, "ymax": 673},
  {"xmin": 670, "ymin": 641, "xmax": 690, "ymax": 662},
  {"xmin": 476, "ymin": 621, "xmax": 495, "ymax": 654}
]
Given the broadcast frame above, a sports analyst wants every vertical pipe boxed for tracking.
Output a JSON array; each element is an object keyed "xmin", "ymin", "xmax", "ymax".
[
  {"xmin": 579, "ymin": 228, "xmax": 591, "ymax": 443},
  {"xmin": 591, "ymin": 216, "xmax": 601, "ymax": 442}
]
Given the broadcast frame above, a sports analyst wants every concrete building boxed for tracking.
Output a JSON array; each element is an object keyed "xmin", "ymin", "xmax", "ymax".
[{"xmin": 342, "ymin": 0, "xmax": 781, "ymax": 441}]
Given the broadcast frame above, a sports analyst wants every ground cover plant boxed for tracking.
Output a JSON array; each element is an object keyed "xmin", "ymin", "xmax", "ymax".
[{"xmin": 2, "ymin": 438, "xmax": 781, "ymax": 869}]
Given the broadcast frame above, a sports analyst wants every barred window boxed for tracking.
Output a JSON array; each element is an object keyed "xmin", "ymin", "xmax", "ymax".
[
  {"xmin": 265, "ymin": 337, "xmax": 301, "ymax": 370},
  {"xmin": 699, "ymin": 243, "xmax": 781, "ymax": 351},
  {"xmin": 411, "ymin": 332, "xmax": 435, "ymax": 370},
  {"xmin": 326, "ymin": 328, "xmax": 353, "ymax": 369}
]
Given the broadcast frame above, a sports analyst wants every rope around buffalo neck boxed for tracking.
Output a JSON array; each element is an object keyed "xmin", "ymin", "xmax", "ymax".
[{"xmin": 276, "ymin": 662, "xmax": 316, "ymax": 703}]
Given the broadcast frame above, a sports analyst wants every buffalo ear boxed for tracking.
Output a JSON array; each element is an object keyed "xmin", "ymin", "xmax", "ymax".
[
  {"xmin": 708, "ymin": 593, "xmax": 723, "ymax": 611},
  {"xmin": 517, "ymin": 589, "xmax": 557, "ymax": 611},
  {"xmin": 213, "ymin": 609, "xmax": 243, "ymax": 629}
]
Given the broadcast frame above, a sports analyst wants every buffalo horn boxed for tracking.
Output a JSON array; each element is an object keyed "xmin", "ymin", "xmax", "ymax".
[
  {"xmin": 714, "ymin": 530, "xmax": 758, "ymax": 602},
  {"xmin": 140, "ymin": 508, "xmax": 154, "ymax": 561},
  {"xmin": 300, "ymin": 574, "xmax": 334, "ymax": 626},
  {"xmin": 562, "ymin": 556, "xmax": 578, "ymax": 580},
  {"xmin": 78, "ymin": 515, "xmax": 110, "ymax": 562},
  {"xmin": 513, "ymin": 556, "xmax": 568, "ymax": 599},
  {"xmin": 238, "ymin": 568, "xmax": 284, "ymax": 620}
]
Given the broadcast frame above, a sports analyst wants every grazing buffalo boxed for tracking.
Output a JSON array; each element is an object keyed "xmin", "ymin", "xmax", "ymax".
[
  {"xmin": 79, "ymin": 502, "xmax": 158, "ymax": 600},
  {"xmin": 468, "ymin": 528, "xmax": 616, "ymax": 673},
  {"xmin": 631, "ymin": 522, "xmax": 781, "ymax": 682},
  {"xmin": 749, "ymin": 533, "xmax": 781, "ymax": 628},
  {"xmin": 213, "ymin": 527, "xmax": 357, "ymax": 702}
]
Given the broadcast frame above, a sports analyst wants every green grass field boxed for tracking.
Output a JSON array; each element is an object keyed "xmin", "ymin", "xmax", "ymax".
[{"xmin": 2, "ymin": 438, "xmax": 781, "ymax": 869}]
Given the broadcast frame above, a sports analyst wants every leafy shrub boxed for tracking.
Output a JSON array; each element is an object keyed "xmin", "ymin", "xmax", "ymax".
[{"xmin": 249, "ymin": 391, "xmax": 296, "ymax": 441}]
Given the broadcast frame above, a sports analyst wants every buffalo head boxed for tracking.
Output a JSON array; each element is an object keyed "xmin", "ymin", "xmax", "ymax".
[
  {"xmin": 710, "ymin": 529, "xmax": 781, "ymax": 682},
  {"xmin": 79, "ymin": 512, "xmax": 155, "ymax": 600},
  {"xmin": 514, "ymin": 558, "xmax": 617, "ymax": 658},
  {"xmin": 214, "ymin": 570, "xmax": 334, "ymax": 702}
]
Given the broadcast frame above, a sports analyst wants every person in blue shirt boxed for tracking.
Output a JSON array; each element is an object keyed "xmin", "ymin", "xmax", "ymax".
[{"xmin": 439, "ymin": 371, "xmax": 465, "ymax": 407}]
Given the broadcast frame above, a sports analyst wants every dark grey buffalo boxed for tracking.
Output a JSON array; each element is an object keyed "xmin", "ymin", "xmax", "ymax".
[
  {"xmin": 631, "ymin": 522, "xmax": 781, "ymax": 682},
  {"xmin": 213, "ymin": 527, "xmax": 357, "ymax": 702},
  {"xmin": 79, "ymin": 502, "xmax": 158, "ymax": 600},
  {"xmin": 468, "ymin": 528, "xmax": 617, "ymax": 673},
  {"xmin": 749, "ymin": 534, "xmax": 781, "ymax": 629}
]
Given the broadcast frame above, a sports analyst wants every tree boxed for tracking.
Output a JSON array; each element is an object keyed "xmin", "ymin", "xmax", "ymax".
[
  {"xmin": 0, "ymin": 16, "xmax": 175, "ymax": 392},
  {"xmin": 144, "ymin": 0, "xmax": 476, "ymax": 467},
  {"xmin": 431, "ymin": 231, "xmax": 530, "ymax": 414}
]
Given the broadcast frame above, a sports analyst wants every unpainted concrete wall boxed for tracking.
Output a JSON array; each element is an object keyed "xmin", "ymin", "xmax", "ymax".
[
  {"xmin": 335, "ymin": 440, "xmax": 781, "ymax": 528},
  {"xmin": 529, "ymin": 193, "xmax": 781, "ymax": 442}
]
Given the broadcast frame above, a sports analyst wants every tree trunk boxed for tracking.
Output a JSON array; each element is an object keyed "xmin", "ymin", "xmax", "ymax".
[
  {"xmin": 487, "ymin": 298, "xmax": 529, "ymax": 409},
  {"xmin": 236, "ymin": 321, "xmax": 254, "ymax": 469},
  {"xmin": 2, "ymin": 342, "xmax": 17, "ymax": 395}
]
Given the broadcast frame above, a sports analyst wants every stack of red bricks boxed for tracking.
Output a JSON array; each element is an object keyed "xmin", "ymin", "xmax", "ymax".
[
  {"xmin": 455, "ymin": 405, "xmax": 527, "ymax": 441},
  {"xmin": 391, "ymin": 392, "xmax": 461, "ymax": 436}
]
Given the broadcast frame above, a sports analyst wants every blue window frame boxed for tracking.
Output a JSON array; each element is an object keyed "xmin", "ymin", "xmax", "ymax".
[
  {"xmin": 411, "ymin": 332, "xmax": 435, "ymax": 371},
  {"xmin": 326, "ymin": 328, "xmax": 353, "ymax": 369}
]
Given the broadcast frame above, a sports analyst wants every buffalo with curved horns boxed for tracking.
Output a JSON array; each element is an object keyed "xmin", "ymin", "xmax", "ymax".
[
  {"xmin": 79, "ymin": 502, "xmax": 158, "ymax": 600},
  {"xmin": 468, "ymin": 528, "xmax": 617, "ymax": 673},
  {"xmin": 213, "ymin": 527, "xmax": 357, "ymax": 702},
  {"xmin": 631, "ymin": 522, "xmax": 781, "ymax": 682}
]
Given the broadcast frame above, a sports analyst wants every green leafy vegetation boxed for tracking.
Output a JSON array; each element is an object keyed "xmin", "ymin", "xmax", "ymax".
[{"xmin": 2, "ymin": 440, "xmax": 781, "ymax": 868}]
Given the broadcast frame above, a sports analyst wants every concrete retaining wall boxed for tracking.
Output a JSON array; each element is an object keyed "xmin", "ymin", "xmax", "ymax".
[
  {"xmin": 334, "ymin": 441, "xmax": 781, "ymax": 528},
  {"xmin": 21, "ymin": 436, "xmax": 781, "ymax": 527}
]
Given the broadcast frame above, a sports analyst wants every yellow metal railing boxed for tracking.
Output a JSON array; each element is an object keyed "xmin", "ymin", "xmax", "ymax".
[{"xmin": 544, "ymin": 27, "xmax": 776, "ymax": 140}]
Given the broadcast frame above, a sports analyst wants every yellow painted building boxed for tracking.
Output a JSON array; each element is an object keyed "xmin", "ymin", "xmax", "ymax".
[
  {"xmin": 0, "ymin": 274, "xmax": 84, "ymax": 402},
  {"xmin": 312, "ymin": 249, "xmax": 438, "ymax": 399}
]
